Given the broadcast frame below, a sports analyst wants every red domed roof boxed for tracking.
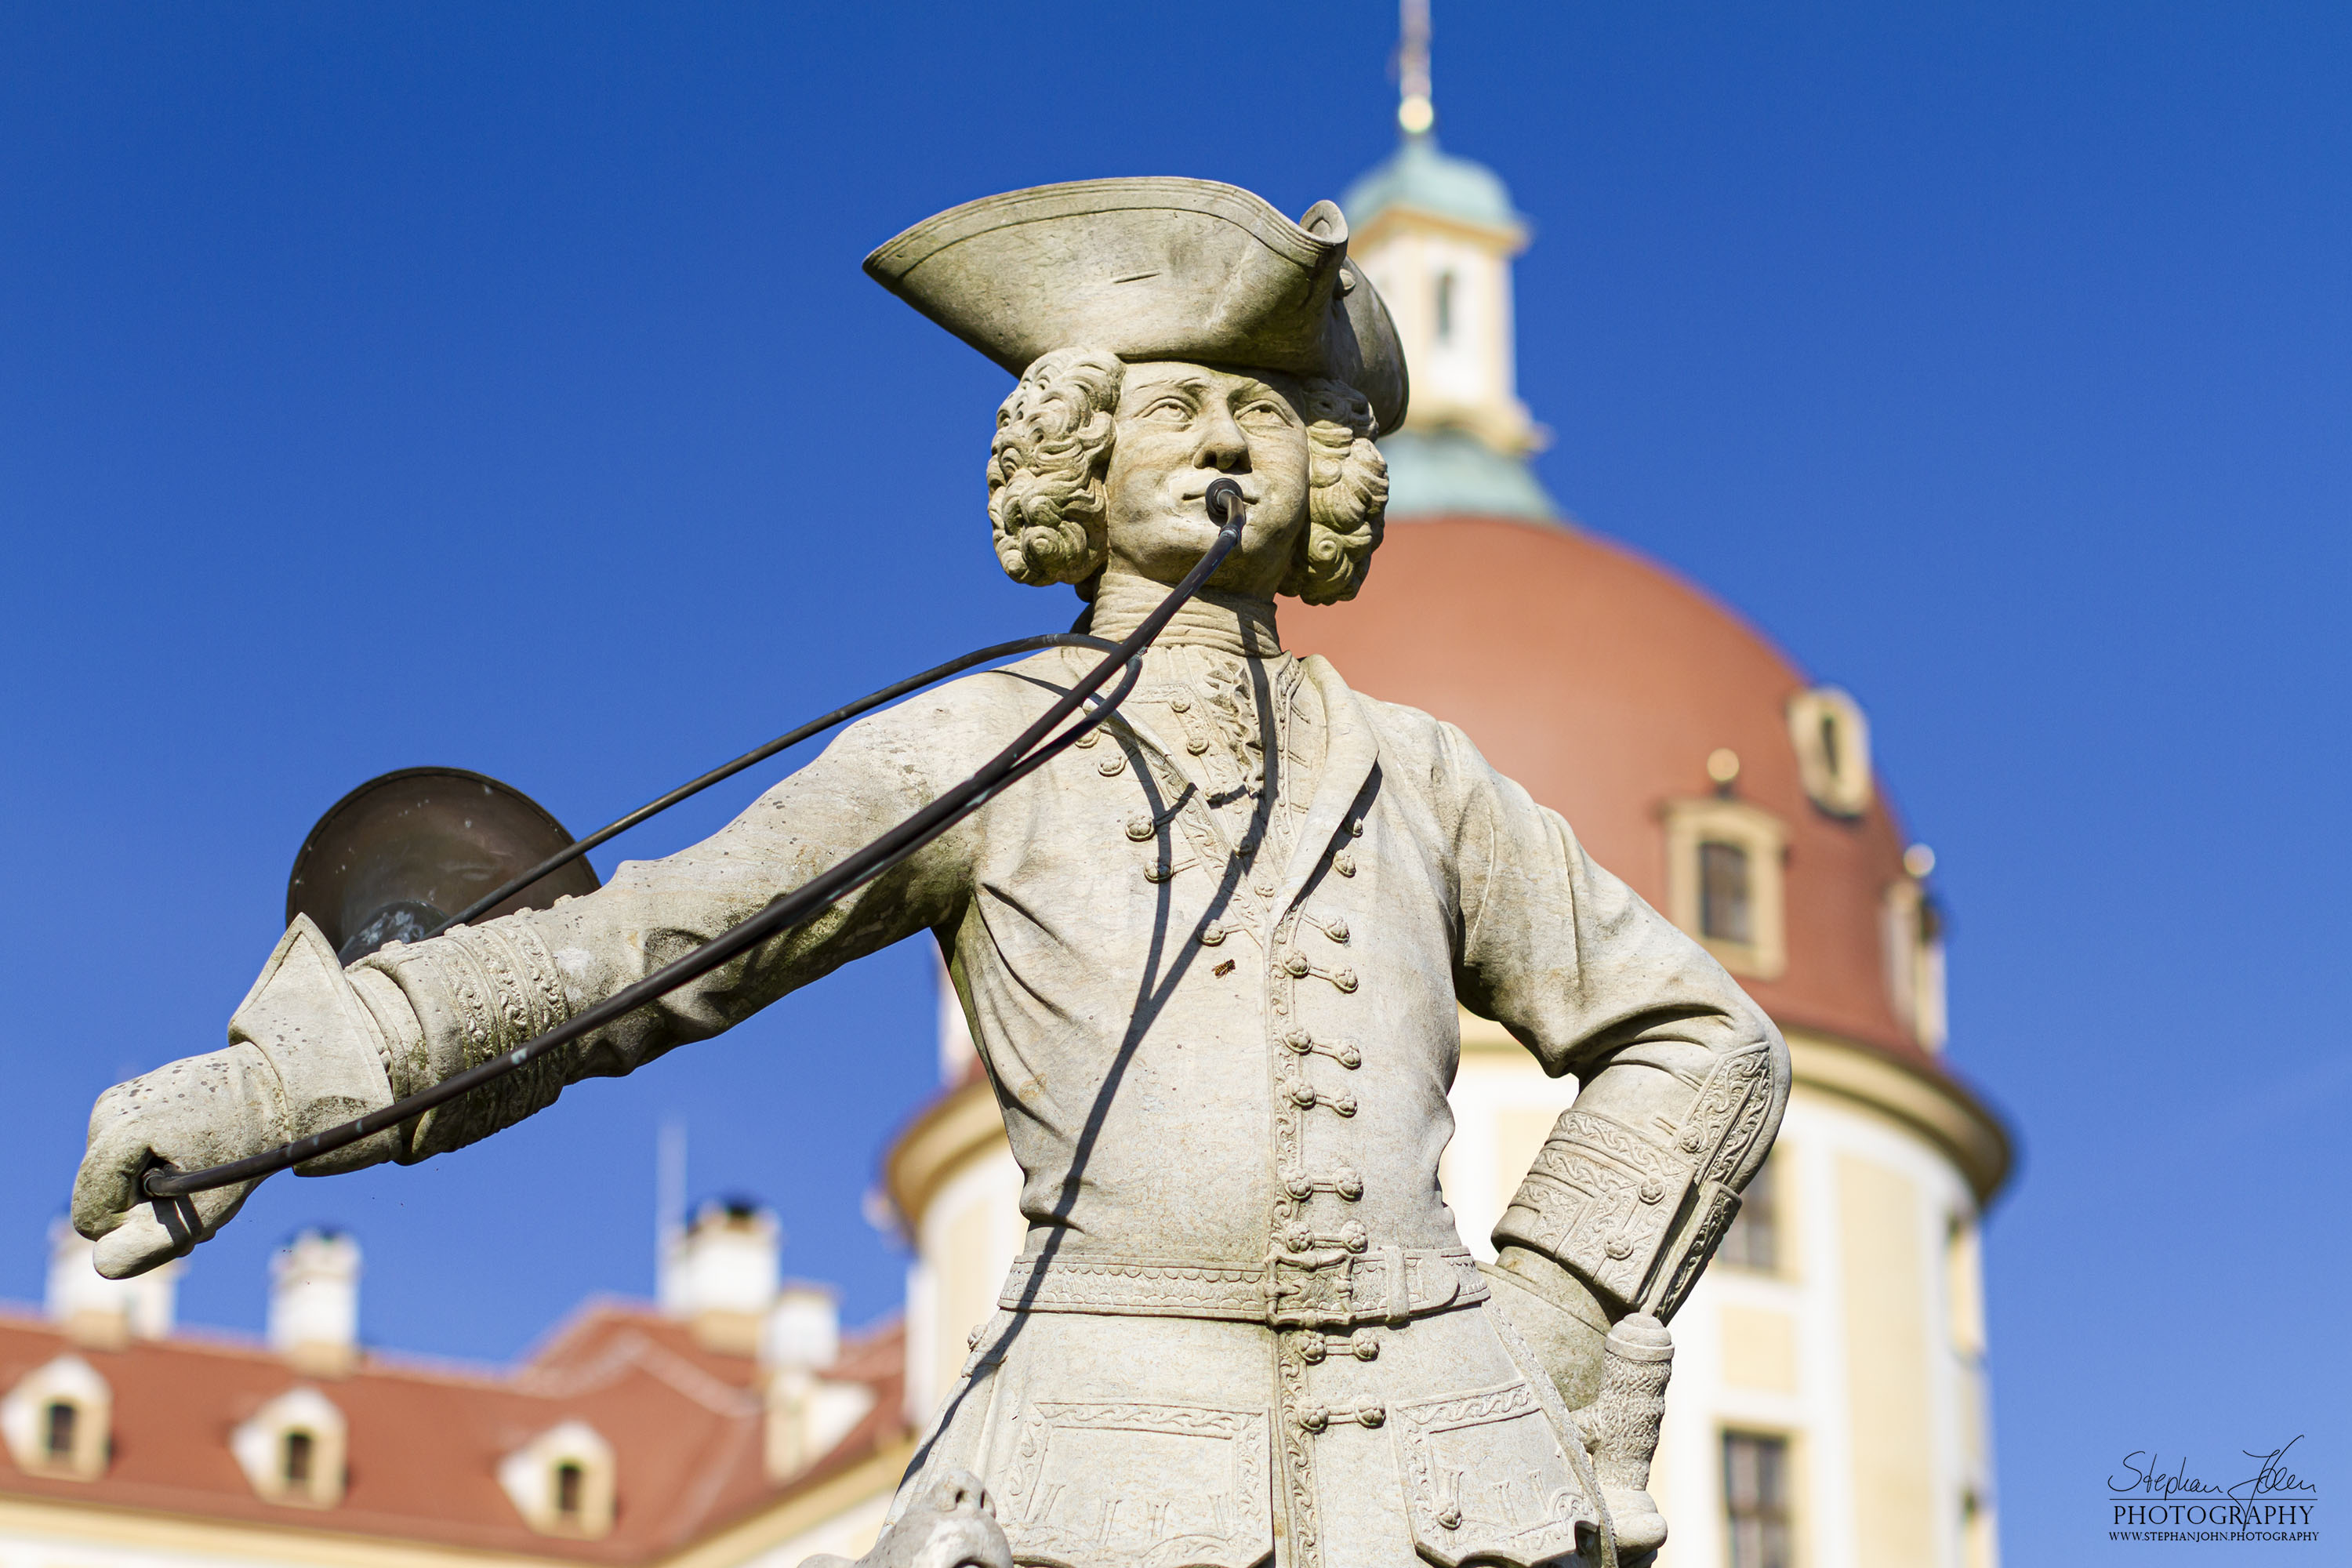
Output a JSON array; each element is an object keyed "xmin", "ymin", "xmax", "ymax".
[{"xmin": 1291, "ymin": 515, "xmax": 1927, "ymax": 1067}]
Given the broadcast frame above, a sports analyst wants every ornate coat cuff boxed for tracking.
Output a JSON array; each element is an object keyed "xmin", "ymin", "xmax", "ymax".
[
  {"xmin": 1493, "ymin": 1041, "xmax": 1777, "ymax": 1319},
  {"xmin": 356, "ymin": 920, "xmax": 578, "ymax": 1161},
  {"xmin": 227, "ymin": 916, "xmax": 401, "ymax": 1174}
]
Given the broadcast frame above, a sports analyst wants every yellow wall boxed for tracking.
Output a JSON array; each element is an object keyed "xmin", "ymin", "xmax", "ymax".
[{"xmin": 1837, "ymin": 1152, "xmax": 1936, "ymax": 1568}]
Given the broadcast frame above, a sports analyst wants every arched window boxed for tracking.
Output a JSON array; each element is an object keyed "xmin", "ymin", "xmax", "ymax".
[
  {"xmin": 1435, "ymin": 270, "xmax": 1457, "ymax": 344},
  {"xmin": 1, "ymin": 1354, "xmax": 111, "ymax": 1480},
  {"xmin": 1787, "ymin": 687, "xmax": 1874, "ymax": 817},
  {"xmin": 230, "ymin": 1388, "xmax": 346, "ymax": 1507}
]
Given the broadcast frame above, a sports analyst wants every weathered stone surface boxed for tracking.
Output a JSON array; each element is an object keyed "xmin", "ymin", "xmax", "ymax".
[{"xmin": 71, "ymin": 180, "xmax": 1788, "ymax": 1568}]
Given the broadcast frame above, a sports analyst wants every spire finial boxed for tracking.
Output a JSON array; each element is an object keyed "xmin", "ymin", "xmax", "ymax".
[{"xmin": 1397, "ymin": 0, "xmax": 1434, "ymax": 136}]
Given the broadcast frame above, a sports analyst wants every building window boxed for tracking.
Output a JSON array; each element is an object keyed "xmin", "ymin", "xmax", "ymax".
[
  {"xmin": 1, "ymin": 1355, "xmax": 111, "ymax": 1480},
  {"xmin": 1719, "ymin": 1156, "xmax": 1778, "ymax": 1272},
  {"xmin": 1435, "ymin": 270, "xmax": 1457, "ymax": 343},
  {"xmin": 1883, "ymin": 876, "xmax": 1949, "ymax": 1051},
  {"xmin": 283, "ymin": 1428, "xmax": 314, "ymax": 1486},
  {"xmin": 498, "ymin": 1420, "xmax": 616, "ymax": 1538},
  {"xmin": 554, "ymin": 1461, "xmax": 584, "ymax": 1520},
  {"xmin": 1699, "ymin": 840, "xmax": 1753, "ymax": 944},
  {"xmin": 1724, "ymin": 1431, "xmax": 1793, "ymax": 1568},
  {"xmin": 1664, "ymin": 797, "xmax": 1788, "ymax": 978},
  {"xmin": 230, "ymin": 1387, "xmax": 347, "ymax": 1507},
  {"xmin": 1788, "ymin": 687, "xmax": 1873, "ymax": 817}
]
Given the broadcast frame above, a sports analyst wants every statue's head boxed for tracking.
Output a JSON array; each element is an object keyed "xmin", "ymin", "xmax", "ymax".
[
  {"xmin": 866, "ymin": 177, "xmax": 1410, "ymax": 606},
  {"xmin": 987, "ymin": 352, "xmax": 1387, "ymax": 604}
]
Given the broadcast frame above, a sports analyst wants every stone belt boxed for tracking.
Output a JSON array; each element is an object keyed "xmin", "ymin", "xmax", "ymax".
[{"xmin": 996, "ymin": 1244, "xmax": 1490, "ymax": 1328}]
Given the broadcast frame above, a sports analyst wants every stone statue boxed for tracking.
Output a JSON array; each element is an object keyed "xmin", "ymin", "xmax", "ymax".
[{"xmin": 71, "ymin": 179, "xmax": 1787, "ymax": 1568}]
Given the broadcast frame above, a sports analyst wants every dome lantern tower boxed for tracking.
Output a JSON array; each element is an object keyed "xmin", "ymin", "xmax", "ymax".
[{"xmin": 1342, "ymin": 0, "xmax": 1557, "ymax": 521}]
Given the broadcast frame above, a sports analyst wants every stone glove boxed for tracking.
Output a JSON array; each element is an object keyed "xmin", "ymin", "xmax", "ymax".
[{"xmin": 71, "ymin": 916, "xmax": 406, "ymax": 1279}]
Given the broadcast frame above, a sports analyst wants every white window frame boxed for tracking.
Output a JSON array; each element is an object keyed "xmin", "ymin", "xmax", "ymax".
[
  {"xmin": 1664, "ymin": 797, "xmax": 1789, "ymax": 979},
  {"xmin": 1, "ymin": 1354, "xmax": 111, "ymax": 1480},
  {"xmin": 499, "ymin": 1419, "xmax": 616, "ymax": 1538},
  {"xmin": 1788, "ymin": 687, "xmax": 1874, "ymax": 817},
  {"xmin": 231, "ymin": 1386, "xmax": 347, "ymax": 1508},
  {"xmin": 1882, "ymin": 877, "xmax": 1949, "ymax": 1051}
]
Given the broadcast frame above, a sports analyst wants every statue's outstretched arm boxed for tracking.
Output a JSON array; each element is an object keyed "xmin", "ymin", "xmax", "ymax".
[{"xmin": 72, "ymin": 706, "xmax": 975, "ymax": 1279}]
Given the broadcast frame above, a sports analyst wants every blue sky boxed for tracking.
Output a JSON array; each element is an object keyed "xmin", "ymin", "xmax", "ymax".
[{"xmin": 3, "ymin": 5, "xmax": 2345, "ymax": 1559}]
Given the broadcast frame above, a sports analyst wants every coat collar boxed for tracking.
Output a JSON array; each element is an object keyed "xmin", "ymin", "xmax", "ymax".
[{"xmin": 1270, "ymin": 655, "xmax": 1381, "ymax": 913}]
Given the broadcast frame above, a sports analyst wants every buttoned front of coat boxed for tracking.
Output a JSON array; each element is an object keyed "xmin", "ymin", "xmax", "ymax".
[{"xmin": 376, "ymin": 644, "xmax": 1785, "ymax": 1568}]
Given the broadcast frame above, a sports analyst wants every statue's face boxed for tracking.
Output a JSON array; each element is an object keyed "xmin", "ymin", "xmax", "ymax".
[{"xmin": 1102, "ymin": 360, "xmax": 1312, "ymax": 599}]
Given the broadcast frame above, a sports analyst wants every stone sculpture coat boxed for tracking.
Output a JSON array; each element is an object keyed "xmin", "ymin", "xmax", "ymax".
[{"xmin": 72, "ymin": 180, "xmax": 1788, "ymax": 1568}]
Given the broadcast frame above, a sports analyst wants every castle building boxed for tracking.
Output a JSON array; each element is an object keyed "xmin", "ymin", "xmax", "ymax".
[{"xmin": 0, "ymin": 64, "xmax": 2009, "ymax": 1568}]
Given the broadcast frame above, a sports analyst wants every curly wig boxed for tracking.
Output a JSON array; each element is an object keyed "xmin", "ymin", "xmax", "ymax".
[{"xmin": 985, "ymin": 348, "xmax": 1388, "ymax": 604}]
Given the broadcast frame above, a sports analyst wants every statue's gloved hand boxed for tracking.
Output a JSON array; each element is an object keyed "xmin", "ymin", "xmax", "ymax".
[
  {"xmin": 1480, "ymin": 1243, "xmax": 1612, "ymax": 1410},
  {"xmin": 73, "ymin": 1046, "xmax": 292, "ymax": 1278},
  {"xmin": 69, "ymin": 916, "xmax": 407, "ymax": 1279}
]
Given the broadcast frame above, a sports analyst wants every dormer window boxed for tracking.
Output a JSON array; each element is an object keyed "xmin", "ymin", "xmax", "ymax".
[
  {"xmin": 556, "ymin": 1460, "xmax": 586, "ymax": 1520},
  {"xmin": 1698, "ymin": 840, "xmax": 1753, "ymax": 944},
  {"xmin": 499, "ymin": 1421, "xmax": 615, "ymax": 1539},
  {"xmin": 284, "ymin": 1428, "xmax": 314, "ymax": 1486},
  {"xmin": 1883, "ymin": 873, "xmax": 1949, "ymax": 1051},
  {"xmin": 1664, "ymin": 797, "xmax": 1789, "ymax": 979},
  {"xmin": 1788, "ymin": 687, "xmax": 1874, "ymax": 817},
  {"xmin": 231, "ymin": 1387, "xmax": 347, "ymax": 1508},
  {"xmin": 2, "ymin": 1354, "xmax": 111, "ymax": 1480}
]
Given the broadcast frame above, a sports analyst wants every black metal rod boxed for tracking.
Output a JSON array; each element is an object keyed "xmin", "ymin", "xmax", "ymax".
[
  {"xmin": 430, "ymin": 632, "xmax": 1126, "ymax": 935},
  {"xmin": 143, "ymin": 482, "xmax": 1250, "ymax": 1200}
]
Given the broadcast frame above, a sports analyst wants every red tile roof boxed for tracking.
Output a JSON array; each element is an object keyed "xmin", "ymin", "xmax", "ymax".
[{"xmin": 0, "ymin": 1303, "xmax": 907, "ymax": 1562}]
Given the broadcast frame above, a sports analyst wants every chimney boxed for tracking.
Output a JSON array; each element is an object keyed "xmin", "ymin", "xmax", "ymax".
[
  {"xmin": 269, "ymin": 1230, "xmax": 361, "ymax": 1377},
  {"xmin": 662, "ymin": 1199, "xmax": 779, "ymax": 1356},
  {"xmin": 760, "ymin": 1283, "xmax": 840, "ymax": 1374},
  {"xmin": 760, "ymin": 1283, "xmax": 870, "ymax": 1479},
  {"xmin": 46, "ymin": 1220, "xmax": 177, "ymax": 1349}
]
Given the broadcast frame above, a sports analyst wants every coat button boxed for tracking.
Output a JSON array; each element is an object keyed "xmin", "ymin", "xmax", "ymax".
[
  {"xmin": 1200, "ymin": 922, "xmax": 1227, "ymax": 946},
  {"xmin": 1073, "ymin": 730, "xmax": 1099, "ymax": 749},
  {"xmin": 1283, "ymin": 953, "xmax": 1310, "ymax": 977},
  {"xmin": 1335, "ymin": 1168, "xmax": 1363, "ymax": 1200},
  {"xmin": 1324, "ymin": 919, "xmax": 1349, "ymax": 943},
  {"xmin": 1351, "ymin": 1328, "xmax": 1381, "ymax": 1360},
  {"xmin": 1333, "ymin": 851, "xmax": 1356, "ymax": 877},
  {"xmin": 1334, "ymin": 969, "xmax": 1359, "ymax": 993},
  {"xmin": 1332, "ymin": 1093, "xmax": 1359, "ymax": 1117},
  {"xmin": 1285, "ymin": 1028, "xmax": 1313, "ymax": 1053},
  {"xmin": 1348, "ymin": 818, "xmax": 1366, "ymax": 837},
  {"xmin": 1098, "ymin": 754, "xmax": 1126, "ymax": 776},
  {"xmin": 1125, "ymin": 817, "xmax": 1153, "ymax": 841}
]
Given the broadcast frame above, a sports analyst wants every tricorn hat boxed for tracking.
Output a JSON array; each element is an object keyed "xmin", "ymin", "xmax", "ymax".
[{"xmin": 865, "ymin": 177, "xmax": 1408, "ymax": 434}]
